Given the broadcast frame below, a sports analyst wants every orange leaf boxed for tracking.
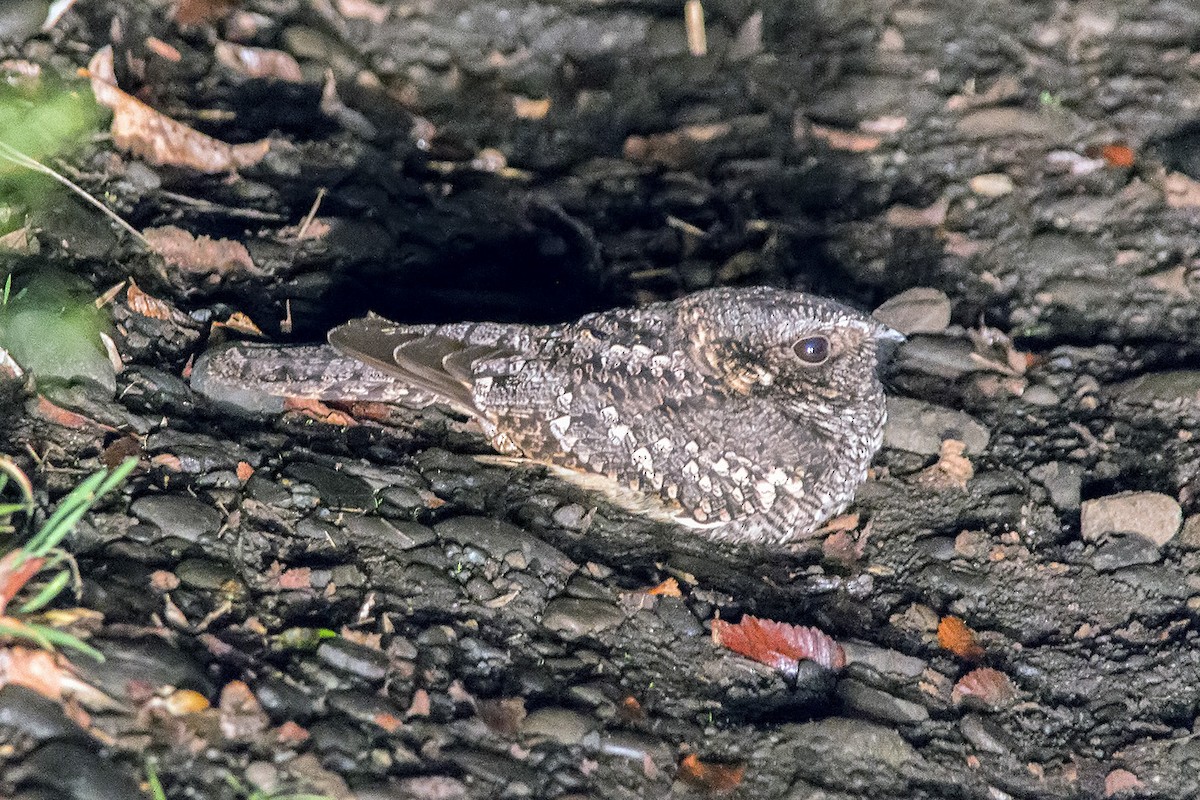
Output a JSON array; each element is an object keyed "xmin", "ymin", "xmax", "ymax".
[
  {"xmin": 0, "ymin": 552, "xmax": 45, "ymax": 611},
  {"xmin": 236, "ymin": 461, "xmax": 254, "ymax": 481},
  {"xmin": 645, "ymin": 577, "xmax": 681, "ymax": 597},
  {"xmin": 937, "ymin": 616, "xmax": 984, "ymax": 661},
  {"xmin": 0, "ymin": 645, "xmax": 71, "ymax": 700},
  {"xmin": 712, "ymin": 615, "xmax": 845, "ymax": 674},
  {"xmin": 678, "ymin": 753, "xmax": 746, "ymax": 793}
]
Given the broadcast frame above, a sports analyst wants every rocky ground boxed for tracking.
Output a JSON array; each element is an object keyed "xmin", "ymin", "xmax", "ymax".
[{"xmin": 2, "ymin": 0, "xmax": 1200, "ymax": 798}]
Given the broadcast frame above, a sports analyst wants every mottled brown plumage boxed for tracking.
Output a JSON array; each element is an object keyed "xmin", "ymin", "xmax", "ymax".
[{"xmin": 328, "ymin": 286, "xmax": 900, "ymax": 546}]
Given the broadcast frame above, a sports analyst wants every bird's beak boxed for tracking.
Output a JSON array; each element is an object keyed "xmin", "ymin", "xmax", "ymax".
[{"xmin": 871, "ymin": 323, "xmax": 906, "ymax": 367}]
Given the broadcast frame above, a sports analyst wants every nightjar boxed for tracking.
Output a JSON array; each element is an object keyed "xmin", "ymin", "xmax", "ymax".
[{"xmin": 320, "ymin": 286, "xmax": 901, "ymax": 546}]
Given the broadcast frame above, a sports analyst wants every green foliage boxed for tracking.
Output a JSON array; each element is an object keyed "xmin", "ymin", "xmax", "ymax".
[{"xmin": 0, "ymin": 457, "xmax": 136, "ymax": 661}]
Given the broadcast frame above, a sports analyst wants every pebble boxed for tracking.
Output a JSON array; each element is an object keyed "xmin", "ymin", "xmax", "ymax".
[
  {"xmin": 355, "ymin": 777, "xmax": 469, "ymax": 800},
  {"xmin": 836, "ymin": 679, "xmax": 930, "ymax": 724},
  {"xmin": 956, "ymin": 107, "xmax": 1072, "ymax": 141},
  {"xmin": 1091, "ymin": 534, "xmax": 1161, "ymax": 572},
  {"xmin": 283, "ymin": 462, "xmax": 376, "ymax": 508},
  {"xmin": 1020, "ymin": 383, "xmax": 1060, "ymax": 406},
  {"xmin": 345, "ymin": 516, "xmax": 436, "ymax": 550},
  {"xmin": 1179, "ymin": 515, "xmax": 1200, "ymax": 550},
  {"xmin": 78, "ymin": 638, "xmax": 213, "ymax": 702},
  {"xmin": 435, "ymin": 517, "xmax": 577, "ymax": 577},
  {"xmin": 1029, "ymin": 462, "xmax": 1083, "ymax": 511},
  {"xmin": 884, "ymin": 397, "xmax": 991, "ymax": 455},
  {"xmin": 316, "ymin": 638, "xmax": 389, "ymax": 682},
  {"xmin": 891, "ymin": 335, "xmax": 982, "ymax": 380},
  {"xmin": 968, "ymin": 172, "xmax": 1015, "ymax": 197},
  {"xmin": 842, "ymin": 643, "xmax": 927, "ymax": 677},
  {"xmin": 1080, "ymin": 491, "xmax": 1182, "ymax": 545},
  {"xmin": 959, "ymin": 714, "xmax": 1018, "ymax": 756},
  {"xmin": 1113, "ymin": 370, "xmax": 1200, "ymax": 408},
  {"xmin": 130, "ymin": 495, "xmax": 222, "ymax": 544},
  {"xmin": 521, "ymin": 707, "xmax": 593, "ymax": 745},
  {"xmin": 2, "ymin": 306, "xmax": 117, "ymax": 396},
  {"xmin": 872, "ymin": 288, "xmax": 951, "ymax": 335},
  {"xmin": 542, "ymin": 597, "xmax": 625, "ymax": 636},
  {"xmin": 9, "ymin": 741, "xmax": 142, "ymax": 800},
  {"xmin": 0, "ymin": 684, "xmax": 84, "ymax": 742}
]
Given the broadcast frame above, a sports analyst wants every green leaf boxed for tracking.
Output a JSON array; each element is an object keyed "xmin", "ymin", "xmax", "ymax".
[{"xmin": 18, "ymin": 569, "xmax": 70, "ymax": 613}]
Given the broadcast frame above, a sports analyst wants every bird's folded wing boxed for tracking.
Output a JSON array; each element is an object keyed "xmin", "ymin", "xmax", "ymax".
[{"xmin": 328, "ymin": 315, "xmax": 517, "ymax": 417}]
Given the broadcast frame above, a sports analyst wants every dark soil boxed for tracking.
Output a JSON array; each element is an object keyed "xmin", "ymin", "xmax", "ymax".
[{"xmin": 2, "ymin": 0, "xmax": 1200, "ymax": 798}]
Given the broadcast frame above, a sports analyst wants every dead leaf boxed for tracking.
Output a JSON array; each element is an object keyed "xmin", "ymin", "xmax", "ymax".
[
  {"xmin": 101, "ymin": 436, "xmax": 142, "ymax": 470},
  {"xmin": 33, "ymin": 396, "xmax": 116, "ymax": 432},
  {"xmin": 88, "ymin": 46, "xmax": 270, "ymax": 173},
  {"xmin": 0, "ymin": 646, "xmax": 71, "ymax": 699},
  {"xmin": 126, "ymin": 281, "xmax": 178, "ymax": 320},
  {"xmin": 478, "ymin": 697, "xmax": 526, "ymax": 736},
  {"xmin": 913, "ymin": 439, "xmax": 974, "ymax": 490},
  {"xmin": 678, "ymin": 753, "xmax": 746, "ymax": 793},
  {"xmin": 885, "ymin": 197, "xmax": 949, "ymax": 228},
  {"xmin": 512, "ymin": 96, "xmax": 551, "ymax": 120},
  {"xmin": 645, "ymin": 577, "xmax": 682, "ymax": 597},
  {"xmin": 212, "ymin": 311, "xmax": 263, "ymax": 337},
  {"xmin": 236, "ymin": 461, "xmax": 254, "ymax": 481},
  {"xmin": 174, "ymin": 0, "xmax": 239, "ymax": 25},
  {"xmin": 143, "ymin": 226, "xmax": 258, "ymax": 279},
  {"xmin": 275, "ymin": 720, "xmax": 310, "ymax": 743},
  {"xmin": 712, "ymin": 615, "xmax": 845, "ymax": 674},
  {"xmin": 283, "ymin": 397, "xmax": 358, "ymax": 427},
  {"xmin": 951, "ymin": 667, "xmax": 1016, "ymax": 709},
  {"xmin": 214, "ymin": 42, "xmax": 303, "ymax": 82},
  {"xmin": 937, "ymin": 615, "xmax": 984, "ymax": 661},
  {"xmin": 163, "ymin": 688, "xmax": 210, "ymax": 715},
  {"xmin": 807, "ymin": 123, "xmax": 882, "ymax": 152},
  {"xmin": 0, "ymin": 551, "xmax": 45, "ymax": 613}
]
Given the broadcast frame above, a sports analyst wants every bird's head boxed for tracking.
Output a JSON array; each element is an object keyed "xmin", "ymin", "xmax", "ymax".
[{"xmin": 679, "ymin": 286, "xmax": 902, "ymax": 409}]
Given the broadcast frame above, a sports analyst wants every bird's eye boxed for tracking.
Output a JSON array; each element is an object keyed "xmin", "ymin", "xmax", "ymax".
[{"xmin": 793, "ymin": 335, "xmax": 830, "ymax": 365}]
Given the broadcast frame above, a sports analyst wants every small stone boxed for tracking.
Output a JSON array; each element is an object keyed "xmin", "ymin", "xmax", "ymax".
[
  {"xmin": 1029, "ymin": 462, "xmax": 1083, "ymax": 511},
  {"xmin": 968, "ymin": 173, "xmax": 1014, "ymax": 197},
  {"xmin": 521, "ymin": 707, "xmax": 593, "ymax": 745},
  {"xmin": 837, "ymin": 679, "xmax": 929, "ymax": 723},
  {"xmin": 872, "ymin": 288, "xmax": 951, "ymax": 335},
  {"xmin": 956, "ymin": 107, "xmax": 1072, "ymax": 141},
  {"xmin": 1080, "ymin": 491, "xmax": 1182, "ymax": 545},
  {"xmin": 542, "ymin": 597, "xmax": 624, "ymax": 636},
  {"xmin": 1179, "ymin": 515, "xmax": 1200, "ymax": 550},
  {"xmin": 130, "ymin": 495, "xmax": 222, "ymax": 544},
  {"xmin": 884, "ymin": 397, "xmax": 990, "ymax": 455},
  {"xmin": 1091, "ymin": 534, "xmax": 1160, "ymax": 572}
]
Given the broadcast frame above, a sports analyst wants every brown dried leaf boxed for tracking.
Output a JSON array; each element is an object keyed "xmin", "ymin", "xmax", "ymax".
[
  {"xmin": 678, "ymin": 753, "xmax": 746, "ymax": 793},
  {"xmin": 808, "ymin": 123, "xmax": 882, "ymax": 152},
  {"xmin": 88, "ymin": 46, "xmax": 269, "ymax": 173},
  {"xmin": 213, "ymin": 312, "xmax": 263, "ymax": 337},
  {"xmin": 126, "ymin": 281, "xmax": 177, "ymax": 320},
  {"xmin": 283, "ymin": 397, "xmax": 359, "ymax": 426},
  {"xmin": 33, "ymin": 396, "xmax": 116, "ymax": 432},
  {"xmin": 712, "ymin": 615, "xmax": 845, "ymax": 674},
  {"xmin": 477, "ymin": 696, "xmax": 526, "ymax": 736},
  {"xmin": 143, "ymin": 226, "xmax": 257, "ymax": 278},
  {"xmin": 173, "ymin": 0, "xmax": 239, "ymax": 25},
  {"xmin": 937, "ymin": 615, "xmax": 984, "ymax": 660}
]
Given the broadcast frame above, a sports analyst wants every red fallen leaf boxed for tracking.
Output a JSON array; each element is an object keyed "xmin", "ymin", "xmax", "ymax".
[
  {"xmin": 677, "ymin": 753, "xmax": 746, "ymax": 793},
  {"xmin": 1085, "ymin": 142, "xmax": 1135, "ymax": 168},
  {"xmin": 938, "ymin": 616, "xmax": 985, "ymax": 661},
  {"xmin": 235, "ymin": 461, "xmax": 254, "ymax": 482},
  {"xmin": 126, "ymin": 280, "xmax": 178, "ymax": 321},
  {"xmin": 951, "ymin": 667, "xmax": 1017, "ymax": 709},
  {"xmin": 712, "ymin": 615, "xmax": 845, "ymax": 674},
  {"xmin": 33, "ymin": 396, "xmax": 116, "ymax": 432},
  {"xmin": 0, "ymin": 551, "xmax": 45, "ymax": 613}
]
